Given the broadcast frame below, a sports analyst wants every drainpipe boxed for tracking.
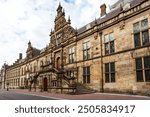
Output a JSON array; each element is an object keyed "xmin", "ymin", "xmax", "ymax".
[
  {"xmin": 61, "ymin": 46, "xmax": 63, "ymax": 94},
  {"xmin": 99, "ymin": 32, "xmax": 104, "ymax": 93}
]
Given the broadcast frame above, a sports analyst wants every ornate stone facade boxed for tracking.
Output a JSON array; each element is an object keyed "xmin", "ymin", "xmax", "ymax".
[{"xmin": 3, "ymin": 0, "xmax": 150, "ymax": 95}]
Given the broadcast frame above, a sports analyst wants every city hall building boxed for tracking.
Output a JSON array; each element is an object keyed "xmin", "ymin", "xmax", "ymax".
[{"xmin": 2, "ymin": 0, "xmax": 150, "ymax": 95}]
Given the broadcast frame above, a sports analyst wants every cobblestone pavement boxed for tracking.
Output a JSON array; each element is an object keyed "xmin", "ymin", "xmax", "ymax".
[{"xmin": 1, "ymin": 89, "xmax": 149, "ymax": 100}]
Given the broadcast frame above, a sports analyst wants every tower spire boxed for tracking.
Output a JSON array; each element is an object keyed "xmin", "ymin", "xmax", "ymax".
[
  {"xmin": 57, "ymin": 1, "xmax": 62, "ymax": 12},
  {"xmin": 68, "ymin": 15, "xmax": 71, "ymax": 24}
]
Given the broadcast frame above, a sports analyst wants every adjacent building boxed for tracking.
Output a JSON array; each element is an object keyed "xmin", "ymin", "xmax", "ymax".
[
  {"xmin": 2, "ymin": 0, "xmax": 150, "ymax": 95},
  {"xmin": 0, "ymin": 63, "xmax": 8, "ymax": 89}
]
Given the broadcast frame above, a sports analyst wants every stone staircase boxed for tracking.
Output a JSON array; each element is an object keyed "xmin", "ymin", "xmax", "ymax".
[{"xmin": 69, "ymin": 83, "xmax": 96, "ymax": 95}]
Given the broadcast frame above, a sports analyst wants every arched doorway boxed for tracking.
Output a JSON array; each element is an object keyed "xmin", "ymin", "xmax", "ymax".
[
  {"xmin": 56, "ymin": 57, "xmax": 61, "ymax": 70},
  {"xmin": 43, "ymin": 77, "xmax": 48, "ymax": 91}
]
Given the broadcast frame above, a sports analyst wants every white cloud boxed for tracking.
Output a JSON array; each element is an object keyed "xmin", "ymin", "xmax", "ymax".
[{"xmin": 0, "ymin": 0, "xmax": 118, "ymax": 67}]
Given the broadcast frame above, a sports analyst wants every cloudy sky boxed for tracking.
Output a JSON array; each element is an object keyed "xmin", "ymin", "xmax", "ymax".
[{"xmin": 0, "ymin": 0, "xmax": 118, "ymax": 67}]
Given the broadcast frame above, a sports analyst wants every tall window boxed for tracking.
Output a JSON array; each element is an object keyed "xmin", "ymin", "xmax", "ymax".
[
  {"xmin": 33, "ymin": 63, "xmax": 37, "ymax": 72},
  {"xmin": 105, "ymin": 62, "xmax": 115, "ymax": 83},
  {"xmin": 104, "ymin": 32, "xmax": 115, "ymax": 55},
  {"xmin": 69, "ymin": 47, "xmax": 74, "ymax": 64},
  {"xmin": 83, "ymin": 66, "xmax": 90, "ymax": 84},
  {"xmin": 30, "ymin": 65, "xmax": 32, "ymax": 72},
  {"xmin": 136, "ymin": 56, "xmax": 150, "ymax": 82},
  {"xmin": 83, "ymin": 42, "xmax": 90, "ymax": 60},
  {"xmin": 24, "ymin": 67, "xmax": 26, "ymax": 75},
  {"xmin": 133, "ymin": 19, "xmax": 149, "ymax": 47}
]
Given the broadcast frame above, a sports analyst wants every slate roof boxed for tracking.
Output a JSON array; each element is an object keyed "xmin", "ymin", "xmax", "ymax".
[
  {"xmin": 77, "ymin": 0, "xmax": 146, "ymax": 34},
  {"xmin": 32, "ymin": 48, "xmax": 40, "ymax": 57}
]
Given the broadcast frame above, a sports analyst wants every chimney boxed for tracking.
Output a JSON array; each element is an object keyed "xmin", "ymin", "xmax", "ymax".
[
  {"xmin": 19, "ymin": 53, "xmax": 22, "ymax": 59},
  {"xmin": 100, "ymin": 4, "xmax": 107, "ymax": 17}
]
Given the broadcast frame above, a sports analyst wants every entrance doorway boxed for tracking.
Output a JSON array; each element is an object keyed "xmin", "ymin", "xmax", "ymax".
[{"xmin": 43, "ymin": 77, "xmax": 48, "ymax": 91}]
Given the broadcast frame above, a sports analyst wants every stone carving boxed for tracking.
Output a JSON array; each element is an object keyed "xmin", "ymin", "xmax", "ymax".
[{"xmin": 119, "ymin": 20, "xmax": 125, "ymax": 30}]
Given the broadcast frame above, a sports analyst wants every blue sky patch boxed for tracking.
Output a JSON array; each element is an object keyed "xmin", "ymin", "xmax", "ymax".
[{"xmin": 64, "ymin": 0, "xmax": 74, "ymax": 3}]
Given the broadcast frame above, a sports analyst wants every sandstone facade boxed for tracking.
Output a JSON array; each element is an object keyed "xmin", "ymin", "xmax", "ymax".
[{"xmin": 2, "ymin": 0, "xmax": 150, "ymax": 95}]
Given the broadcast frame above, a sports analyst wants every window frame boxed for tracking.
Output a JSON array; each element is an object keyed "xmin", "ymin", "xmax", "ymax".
[
  {"xmin": 135, "ymin": 56, "xmax": 150, "ymax": 82},
  {"xmin": 83, "ymin": 42, "xmax": 90, "ymax": 60},
  {"xmin": 83, "ymin": 66, "xmax": 91, "ymax": 84},
  {"xmin": 133, "ymin": 19, "xmax": 149, "ymax": 48},
  {"xmin": 104, "ymin": 32, "xmax": 115, "ymax": 55},
  {"xmin": 69, "ymin": 47, "xmax": 75, "ymax": 64},
  {"xmin": 105, "ymin": 62, "xmax": 115, "ymax": 83}
]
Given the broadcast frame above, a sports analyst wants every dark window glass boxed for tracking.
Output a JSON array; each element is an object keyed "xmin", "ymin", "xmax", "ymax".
[
  {"xmin": 105, "ymin": 43, "xmax": 109, "ymax": 54},
  {"xmin": 110, "ymin": 41, "xmax": 114, "ymax": 53},
  {"xmin": 83, "ymin": 67, "xmax": 90, "ymax": 84},
  {"xmin": 136, "ymin": 58, "xmax": 143, "ymax": 82},
  {"xmin": 69, "ymin": 55, "xmax": 71, "ymax": 63},
  {"xmin": 104, "ymin": 33, "xmax": 115, "ymax": 55},
  {"xmin": 87, "ymin": 66, "xmax": 90, "ymax": 75},
  {"xmin": 110, "ymin": 62, "xmax": 115, "ymax": 82},
  {"xmin": 83, "ymin": 42, "xmax": 90, "ymax": 60},
  {"xmin": 87, "ymin": 49, "xmax": 90, "ymax": 59},
  {"xmin": 83, "ymin": 67, "xmax": 86, "ymax": 75},
  {"xmin": 72, "ymin": 53, "xmax": 74, "ymax": 63},
  {"xmin": 105, "ymin": 63, "xmax": 109, "ymax": 73},
  {"xmin": 83, "ymin": 50, "xmax": 87, "ymax": 60},
  {"xmin": 134, "ymin": 33, "xmax": 141, "ymax": 47},
  {"xmin": 110, "ymin": 62, "xmax": 115, "ymax": 72},
  {"xmin": 87, "ymin": 75, "xmax": 90, "ymax": 83},
  {"xmin": 69, "ymin": 47, "xmax": 74, "ymax": 64},
  {"xmin": 133, "ymin": 22, "xmax": 140, "ymax": 33},
  {"xmin": 145, "ymin": 70, "xmax": 150, "ymax": 82},
  {"xmin": 136, "ymin": 58, "xmax": 142, "ymax": 69},
  {"xmin": 142, "ymin": 30, "xmax": 149, "ymax": 45},
  {"xmin": 69, "ymin": 54, "xmax": 74, "ymax": 63},
  {"xmin": 83, "ymin": 76, "xmax": 86, "ymax": 84},
  {"xmin": 136, "ymin": 71, "xmax": 143, "ymax": 82},
  {"xmin": 141, "ymin": 19, "xmax": 148, "ymax": 30},
  {"xmin": 144, "ymin": 57, "xmax": 150, "ymax": 69},
  {"xmin": 111, "ymin": 73, "xmax": 115, "ymax": 82},
  {"xmin": 105, "ymin": 62, "xmax": 115, "ymax": 83},
  {"xmin": 105, "ymin": 74, "xmax": 109, "ymax": 83}
]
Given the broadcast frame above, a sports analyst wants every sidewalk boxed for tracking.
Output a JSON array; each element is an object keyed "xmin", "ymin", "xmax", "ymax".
[{"xmin": 7, "ymin": 89, "xmax": 150, "ymax": 100}]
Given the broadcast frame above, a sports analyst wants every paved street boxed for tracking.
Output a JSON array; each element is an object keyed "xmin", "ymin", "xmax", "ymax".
[
  {"xmin": 0, "ymin": 90, "xmax": 57, "ymax": 100},
  {"xmin": 0, "ymin": 89, "xmax": 150, "ymax": 100}
]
